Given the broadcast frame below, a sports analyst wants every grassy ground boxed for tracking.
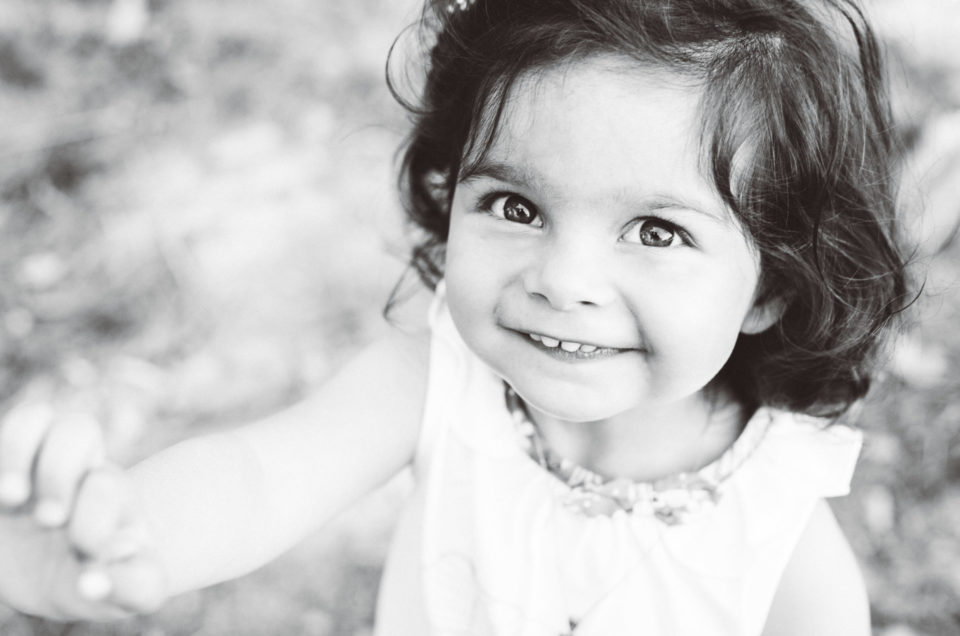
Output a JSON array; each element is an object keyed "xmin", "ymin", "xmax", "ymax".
[{"xmin": 0, "ymin": 1, "xmax": 958, "ymax": 634}]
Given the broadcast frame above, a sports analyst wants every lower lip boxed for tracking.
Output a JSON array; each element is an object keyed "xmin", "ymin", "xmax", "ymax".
[{"xmin": 514, "ymin": 331, "xmax": 629, "ymax": 362}]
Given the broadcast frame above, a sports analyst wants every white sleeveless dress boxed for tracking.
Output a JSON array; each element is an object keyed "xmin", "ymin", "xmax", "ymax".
[{"xmin": 374, "ymin": 285, "xmax": 862, "ymax": 636}]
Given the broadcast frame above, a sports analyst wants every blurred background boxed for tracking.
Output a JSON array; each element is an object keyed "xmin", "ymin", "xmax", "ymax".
[{"xmin": 0, "ymin": 0, "xmax": 958, "ymax": 634}]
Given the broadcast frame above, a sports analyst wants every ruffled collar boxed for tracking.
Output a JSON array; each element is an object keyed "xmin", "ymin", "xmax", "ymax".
[{"xmin": 505, "ymin": 384, "xmax": 773, "ymax": 524}]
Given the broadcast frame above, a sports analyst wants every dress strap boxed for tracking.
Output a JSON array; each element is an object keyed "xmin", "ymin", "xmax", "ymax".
[{"xmin": 754, "ymin": 411, "xmax": 863, "ymax": 498}]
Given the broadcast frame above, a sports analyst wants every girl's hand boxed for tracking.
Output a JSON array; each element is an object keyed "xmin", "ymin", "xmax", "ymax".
[{"xmin": 0, "ymin": 400, "xmax": 168, "ymax": 621}]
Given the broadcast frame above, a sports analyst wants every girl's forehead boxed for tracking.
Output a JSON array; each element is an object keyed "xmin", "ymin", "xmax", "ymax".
[{"xmin": 467, "ymin": 57, "xmax": 711, "ymax": 169}]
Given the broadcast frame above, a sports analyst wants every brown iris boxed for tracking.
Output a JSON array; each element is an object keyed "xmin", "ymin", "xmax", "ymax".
[
  {"xmin": 502, "ymin": 195, "xmax": 537, "ymax": 224},
  {"xmin": 638, "ymin": 220, "xmax": 676, "ymax": 247}
]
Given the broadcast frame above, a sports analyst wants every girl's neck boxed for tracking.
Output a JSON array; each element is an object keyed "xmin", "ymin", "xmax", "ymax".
[{"xmin": 525, "ymin": 390, "xmax": 750, "ymax": 483}]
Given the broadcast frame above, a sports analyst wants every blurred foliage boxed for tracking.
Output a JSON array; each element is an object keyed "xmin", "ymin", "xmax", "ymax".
[{"xmin": 0, "ymin": 0, "xmax": 958, "ymax": 635}]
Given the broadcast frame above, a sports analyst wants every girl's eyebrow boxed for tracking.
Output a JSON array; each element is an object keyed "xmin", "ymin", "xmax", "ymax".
[
  {"xmin": 644, "ymin": 197, "xmax": 727, "ymax": 220},
  {"xmin": 458, "ymin": 160, "xmax": 541, "ymax": 189}
]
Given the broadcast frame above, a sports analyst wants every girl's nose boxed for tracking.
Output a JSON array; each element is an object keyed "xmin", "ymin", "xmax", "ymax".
[{"xmin": 521, "ymin": 238, "xmax": 615, "ymax": 311}]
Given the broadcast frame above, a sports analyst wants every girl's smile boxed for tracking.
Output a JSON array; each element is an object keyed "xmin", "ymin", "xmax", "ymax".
[
  {"xmin": 513, "ymin": 328, "xmax": 632, "ymax": 360},
  {"xmin": 444, "ymin": 56, "xmax": 777, "ymax": 431}
]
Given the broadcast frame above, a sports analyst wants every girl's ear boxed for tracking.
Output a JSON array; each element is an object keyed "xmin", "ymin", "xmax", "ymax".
[{"xmin": 740, "ymin": 295, "xmax": 785, "ymax": 335}]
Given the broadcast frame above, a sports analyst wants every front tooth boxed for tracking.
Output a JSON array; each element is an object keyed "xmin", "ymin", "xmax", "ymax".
[
  {"xmin": 529, "ymin": 333, "xmax": 542, "ymax": 342},
  {"xmin": 540, "ymin": 336, "xmax": 560, "ymax": 348},
  {"xmin": 579, "ymin": 344, "xmax": 598, "ymax": 353},
  {"xmin": 560, "ymin": 341, "xmax": 581, "ymax": 352}
]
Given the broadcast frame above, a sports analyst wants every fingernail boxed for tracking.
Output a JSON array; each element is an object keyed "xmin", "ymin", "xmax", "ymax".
[
  {"xmin": 34, "ymin": 499, "xmax": 67, "ymax": 527},
  {"xmin": 77, "ymin": 569, "xmax": 112, "ymax": 601},
  {"xmin": 0, "ymin": 474, "xmax": 29, "ymax": 506}
]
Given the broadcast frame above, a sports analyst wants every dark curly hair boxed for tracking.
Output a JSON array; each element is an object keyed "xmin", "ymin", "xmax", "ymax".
[{"xmin": 388, "ymin": 0, "xmax": 912, "ymax": 418}]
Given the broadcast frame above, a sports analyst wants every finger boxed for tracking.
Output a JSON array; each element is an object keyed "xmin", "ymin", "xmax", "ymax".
[
  {"xmin": 44, "ymin": 559, "xmax": 132, "ymax": 623},
  {"xmin": 78, "ymin": 555, "xmax": 167, "ymax": 615},
  {"xmin": 0, "ymin": 401, "xmax": 54, "ymax": 507},
  {"xmin": 33, "ymin": 414, "xmax": 105, "ymax": 527},
  {"xmin": 68, "ymin": 466, "xmax": 130, "ymax": 559}
]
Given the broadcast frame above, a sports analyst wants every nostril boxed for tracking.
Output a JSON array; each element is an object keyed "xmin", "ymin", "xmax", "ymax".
[
  {"xmin": 523, "ymin": 273, "xmax": 609, "ymax": 311},
  {"xmin": 528, "ymin": 289, "xmax": 600, "ymax": 312}
]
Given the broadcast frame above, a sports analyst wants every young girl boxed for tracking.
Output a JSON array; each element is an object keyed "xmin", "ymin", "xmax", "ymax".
[{"xmin": 0, "ymin": 0, "xmax": 910, "ymax": 634}]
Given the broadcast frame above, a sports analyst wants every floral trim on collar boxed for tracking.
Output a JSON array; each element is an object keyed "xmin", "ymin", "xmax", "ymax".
[{"xmin": 505, "ymin": 385, "xmax": 772, "ymax": 524}]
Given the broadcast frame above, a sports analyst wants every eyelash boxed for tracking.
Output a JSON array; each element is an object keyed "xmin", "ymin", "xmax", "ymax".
[{"xmin": 475, "ymin": 191, "xmax": 692, "ymax": 247}]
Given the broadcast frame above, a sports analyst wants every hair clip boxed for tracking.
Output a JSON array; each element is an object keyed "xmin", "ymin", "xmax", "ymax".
[{"xmin": 446, "ymin": 0, "xmax": 476, "ymax": 14}]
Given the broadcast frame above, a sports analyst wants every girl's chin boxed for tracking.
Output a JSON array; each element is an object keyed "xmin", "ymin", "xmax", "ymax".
[
  {"xmin": 507, "ymin": 384, "xmax": 635, "ymax": 424},
  {"xmin": 505, "ymin": 375, "xmax": 718, "ymax": 425}
]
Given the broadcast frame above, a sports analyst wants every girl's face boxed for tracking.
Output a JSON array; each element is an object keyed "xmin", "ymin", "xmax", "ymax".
[{"xmin": 445, "ymin": 57, "xmax": 772, "ymax": 424}]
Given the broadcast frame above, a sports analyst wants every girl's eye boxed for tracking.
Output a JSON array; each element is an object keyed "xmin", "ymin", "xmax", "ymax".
[
  {"xmin": 487, "ymin": 194, "xmax": 542, "ymax": 226},
  {"xmin": 622, "ymin": 218, "xmax": 686, "ymax": 247}
]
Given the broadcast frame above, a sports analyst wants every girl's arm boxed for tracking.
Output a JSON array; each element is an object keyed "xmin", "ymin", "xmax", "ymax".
[
  {"xmin": 0, "ymin": 327, "xmax": 429, "ymax": 620},
  {"xmin": 133, "ymin": 328, "xmax": 430, "ymax": 598},
  {"xmin": 762, "ymin": 500, "xmax": 871, "ymax": 636}
]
